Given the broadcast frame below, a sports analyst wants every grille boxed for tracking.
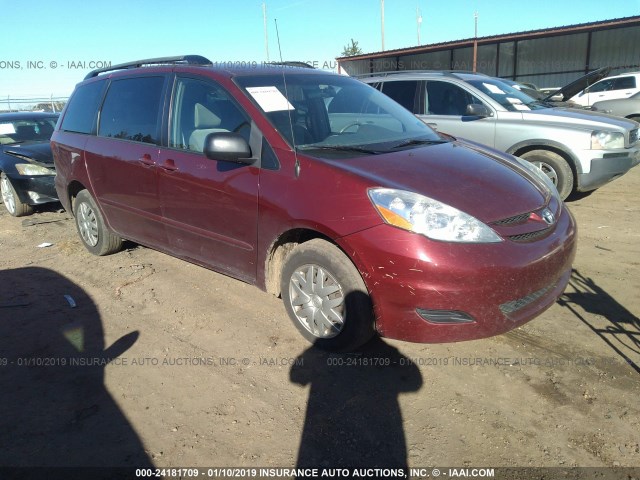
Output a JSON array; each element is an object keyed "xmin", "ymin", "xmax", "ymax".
[
  {"xmin": 492, "ymin": 212, "xmax": 531, "ymax": 226},
  {"xmin": 508, "ymin": 227, "xmax": 552, "ymax": 242},
  {"xmin": 500, "ymin": 283, "xmax": 557, "ymax": 316},
  {"xmin": 630, "ymin": 129, "xmax": 638, "ymax": 145}
]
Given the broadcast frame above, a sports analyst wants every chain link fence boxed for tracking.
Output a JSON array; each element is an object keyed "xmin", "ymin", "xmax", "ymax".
[{"xmin": 0, "ymin": 95, "xmax": 68, "ymax": 113}]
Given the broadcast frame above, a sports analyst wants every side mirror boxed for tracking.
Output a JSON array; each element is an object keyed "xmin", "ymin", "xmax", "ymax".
[
  {"xmin": 465, "ymin": 104, "xmax": 492, "ymax": 117},
  {"xmin": 203, "ymin": 132, "xmax": 254, "ymax": 164}
]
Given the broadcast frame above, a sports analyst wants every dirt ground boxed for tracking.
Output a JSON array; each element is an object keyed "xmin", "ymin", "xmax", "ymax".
[{"xmin": 0, "ymin": 167, "xmax": 639, "ymax": 479}]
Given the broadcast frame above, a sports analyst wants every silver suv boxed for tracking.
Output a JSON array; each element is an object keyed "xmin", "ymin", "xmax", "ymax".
[{"xmin": 362, "ymin": 71, "xmax": 640, "ymax": 199}]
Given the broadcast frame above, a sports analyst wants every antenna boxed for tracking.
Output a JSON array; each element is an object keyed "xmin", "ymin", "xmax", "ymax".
[{"xmin": 274, "ymin": 18, "xmax": 301, "ymax": 177}]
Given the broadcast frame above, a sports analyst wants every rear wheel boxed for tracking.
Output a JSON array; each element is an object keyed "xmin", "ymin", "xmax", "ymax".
[
  {"xmin": 280, "ymin": 239, "xmax": 375, "ymax": 352},
  {"xmin": 520, "ymin": 149, "xmax": 574, "ymax": 200},
  {"xmin": 1, "ymin": 173, "xmax": 33, "ymax": 217},
  {"xmin": 73, "ymin": 190, "xmax": 123, "ymax": 256}
]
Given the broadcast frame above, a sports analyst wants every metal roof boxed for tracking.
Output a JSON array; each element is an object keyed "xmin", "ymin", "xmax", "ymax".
[{"xmin": 336, "ymin": 15, "xmax": 640, "ymax": 62}]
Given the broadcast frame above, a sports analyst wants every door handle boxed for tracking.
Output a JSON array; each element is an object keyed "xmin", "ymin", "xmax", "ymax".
[
  {"xmin": 426, "ymin": 123, "xmax": 438, "ymax": 131},
  {"xmin": 159, "ymin": 159, "xmax": 178, "ymax": 172},
  {"xmin": 138, "ymin": 154, "xmax": 155, "ymax": 167}
]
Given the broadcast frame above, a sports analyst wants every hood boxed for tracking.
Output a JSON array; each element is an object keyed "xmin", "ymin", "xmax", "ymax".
[
  {"xmin": 543, "ymin": 67, "xmax": 611, "ymax": 102},
  {"xmin": 314, "ymin": 141, "xmax": 549, "ymax": 224},
  {"xmin": 520, "ymin": 105, "xmax": 638, "ymax": 131},
  {"xmin": 1, "ymin": 142, "xmax": 54, "ymax": 167}
]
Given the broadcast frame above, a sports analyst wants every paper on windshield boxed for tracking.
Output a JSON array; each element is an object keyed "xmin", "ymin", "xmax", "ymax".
[
  {"xmin": 483, "ymin": 83, "xmax": 506, "ymax": 95},
  {"xmin": 246, "ymin": 86, "xmax": 295, "ymax": 112},
  {"xmin": 0, "ymin": 123, "xmax": 16, "ymax": 135},
  {"xmin": 506, "ymin": 97, "xmax": 531, "ymax": 111}
]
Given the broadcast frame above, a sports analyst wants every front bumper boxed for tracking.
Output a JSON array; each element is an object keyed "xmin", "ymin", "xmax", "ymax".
[
  {"xmin": 576, "ymin": 148, "xmax": 640, "ymax": 192},
  {"xmin": 9, "ymin": 175, "xmax": 58, "ymax": 205},
  {"xmin": 338, "ymin": 207, "xmax": 577, "ymax": 343}
]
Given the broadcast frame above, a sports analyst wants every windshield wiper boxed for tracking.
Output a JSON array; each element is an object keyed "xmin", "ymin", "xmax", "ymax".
[
  {"xmin": 390, "ymin": 138, "xmax": 447, "ymax": 149},
  {"xmin": 298, "ymin": 145, "xmax": 385, "ymax": 154},
  {"xmin": 525, "ymin": 100, "xmax": 555, "ymax": 109}
]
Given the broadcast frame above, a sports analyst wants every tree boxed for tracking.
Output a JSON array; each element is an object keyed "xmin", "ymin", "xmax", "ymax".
[{"xmin": 341, "ymin": 38, "xmax": 363, "ymax": 57}]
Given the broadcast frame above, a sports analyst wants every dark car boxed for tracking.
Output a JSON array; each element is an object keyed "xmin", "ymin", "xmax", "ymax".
[
  {"xmin": 51, "ymin": 55, "xmax": 576, "ymax": 351},
  {"xmin": 0, "ymin": 112, "xmax": 59, "ymax": 216}
]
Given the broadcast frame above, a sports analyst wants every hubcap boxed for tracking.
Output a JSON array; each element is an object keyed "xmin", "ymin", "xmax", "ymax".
[
  {"xmin": 288, "ymin": 264, "xmax": 345, "ymax": 338},
  {"xmin": 1, "ymin": 176, "xmax": 16, "ymax": 214},
  {"xmin": 77, "ymin": 202, "xmax": 99, "ymax": 247},
  {"xmin": 532, "ymin": 161, "xmax": 558, "ymax": 186}
]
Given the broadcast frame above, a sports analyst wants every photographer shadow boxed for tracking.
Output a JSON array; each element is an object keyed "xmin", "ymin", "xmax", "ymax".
[
  {"xmin": 0, "ymin": 267, "xmax": 153, "ymax": 474},
  {"xmin": 291, "ymin": 329, "xmax": 423, "ymax": 472}
]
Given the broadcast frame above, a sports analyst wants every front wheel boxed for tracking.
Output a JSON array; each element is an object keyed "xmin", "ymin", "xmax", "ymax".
[
  {"xmin": 73, "ymin": 190, "xmax": 123, "ymax": 256},
  {"xmin": 519, "ymin": 150, "xmax": 574, "ymax": 200},
  {"xmin": 280, "ymin": 239, "xmax": 375, "ymax": 352},
  {"xmin": 1, "ymin": 173, "xmax": 33, "ymax": 217}
]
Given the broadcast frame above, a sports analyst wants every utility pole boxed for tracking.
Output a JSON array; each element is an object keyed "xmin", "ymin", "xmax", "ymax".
[
  {"xmin": 381, "ymin": 0, "xmax": 385, "ymax": 51},
  {"xmin": 263, "ymin": 3, "xmax": 269, "ymax": 62},
  {"xmin": 416, "ymin": 4, "xmax": 423, "ymax": 46},
  {"xmin": 472, "ymin": 11, "xmax": 478, "ymax": 72}
]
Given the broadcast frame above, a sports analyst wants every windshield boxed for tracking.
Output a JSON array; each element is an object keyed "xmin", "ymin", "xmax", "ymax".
[
  {"xmin": 235, "ymin": 73, "xmax": 444, "ymax": 156},
  {"xmin": 0, "ymin": 117, "xmax": 58, "ymax": 145},
  {"xmin": 467, "ymin": 79, "xmax": 549, "ymax": 112}
]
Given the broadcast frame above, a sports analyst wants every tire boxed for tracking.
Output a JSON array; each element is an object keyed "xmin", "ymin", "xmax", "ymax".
[
  {"xmin": 73, "ymin": 190, "xmax": 123, "ymax": 256},
  {"xmin": 1, "ymin": 172, "xmax": 33, "ymax": 217},
  {"xmin": 519, "ymin": 149, "xmax": 574, "ymax": 200},
  {"xmin": 280, "ymin": 239, "xmax": 375, "ymax": 352},
  {"xmin": 627, "ymin": 115, "xmax": 640, "ymax": 122}
]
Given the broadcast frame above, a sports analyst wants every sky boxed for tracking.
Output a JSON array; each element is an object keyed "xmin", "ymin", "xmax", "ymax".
[{"xmin": 0, "ymin": 0, "xmax": 639, "ymax": 99}]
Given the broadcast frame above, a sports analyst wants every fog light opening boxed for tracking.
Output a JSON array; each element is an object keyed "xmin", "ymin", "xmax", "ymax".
[{"xmin": 416, "ymin": 308, "xmax": 475, "ymax": 324}]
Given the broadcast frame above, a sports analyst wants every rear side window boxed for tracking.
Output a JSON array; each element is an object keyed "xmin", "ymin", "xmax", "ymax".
[
  {"xmin": 381, "ymin": 81, "xmax": 418, "ymax": 111},
  {"xmin": 61, "ymin": 80, "xmax": 107, "ymax": 134},
  {"xmin": 613, "ymin": 76, "xmax": 636, "ymax": 90},
  {"xmin": 98, "ymin": 76, "xmax": 165, "ymax": 145},
  {"xmin": 426, "ymin": 81, "xmax": 482, "ymax": 115}
]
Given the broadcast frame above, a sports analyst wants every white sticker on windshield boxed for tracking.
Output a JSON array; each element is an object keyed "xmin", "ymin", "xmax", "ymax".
[
  {"xmin": 506, "ymin": 97, "xmax": 531, "ymax": 110},
  {"xmin": 483, "ymin": 83, "xmax": 506, "ymax": 94},
  {"xmin": 246, "ymin": 86, "xmax": 295, "ymax": 112},
  {"xmin": 0, "ymin": 123, "xmax": 16, "ymax": 135}
]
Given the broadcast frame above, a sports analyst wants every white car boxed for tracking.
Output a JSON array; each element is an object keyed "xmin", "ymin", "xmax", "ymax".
[{"xmin": 570, "ymin": 71, "xmax": 640, "ymax": 107}]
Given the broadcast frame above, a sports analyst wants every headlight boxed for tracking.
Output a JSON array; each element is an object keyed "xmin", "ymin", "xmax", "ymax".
[
  {"xmin": 515, "ymin": 157, "xmax": 560, "ymax": 199},
  {"xmin": 368, "ymin": 188, "xmax": 502, "ymax": 243},
  {"xmin": 15, "ymin": 163, "xmax": 55, "ymax": 176},
  {"xmin": 591, "ymin": 131, "xmax": 624, "ymax": 150}
]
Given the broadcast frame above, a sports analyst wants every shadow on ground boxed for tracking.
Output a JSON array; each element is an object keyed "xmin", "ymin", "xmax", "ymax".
[
  {"xmin": 559, "ymin": 268, "xmax": 640, "ymax": 374},
  {"xmin": 291, "ymin": 336, "xmax": 423, "ymax": 473},
  {"xmin": 0, "ymin": 267, "xmax": 153, "ymax": 474}
]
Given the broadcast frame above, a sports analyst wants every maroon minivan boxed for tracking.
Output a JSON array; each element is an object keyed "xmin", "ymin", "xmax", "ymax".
[{"xmin": 51, "ymin": 56, "xmax": 577, "ymax": 351}]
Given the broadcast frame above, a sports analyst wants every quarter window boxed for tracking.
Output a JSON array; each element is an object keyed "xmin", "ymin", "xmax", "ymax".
[
  {"xmin": 98, "ymin": 76, "xmax": 165, "ymax": 145},
  {"xmin": 61, "ymin": 80, "xmax": 107, "ymax": 134}
]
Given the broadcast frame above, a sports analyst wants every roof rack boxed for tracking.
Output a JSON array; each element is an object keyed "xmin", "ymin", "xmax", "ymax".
[
  {"xmin": 266, "ymin": 61, "xmax": 315, "ymax": 69},
  {"xmin": 84, "ymin": 55, "xmax": 212, "ymax": 80},
  {"xmin": 354, "ymin": 70, "xmax": 490, "ymax": 79}
]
